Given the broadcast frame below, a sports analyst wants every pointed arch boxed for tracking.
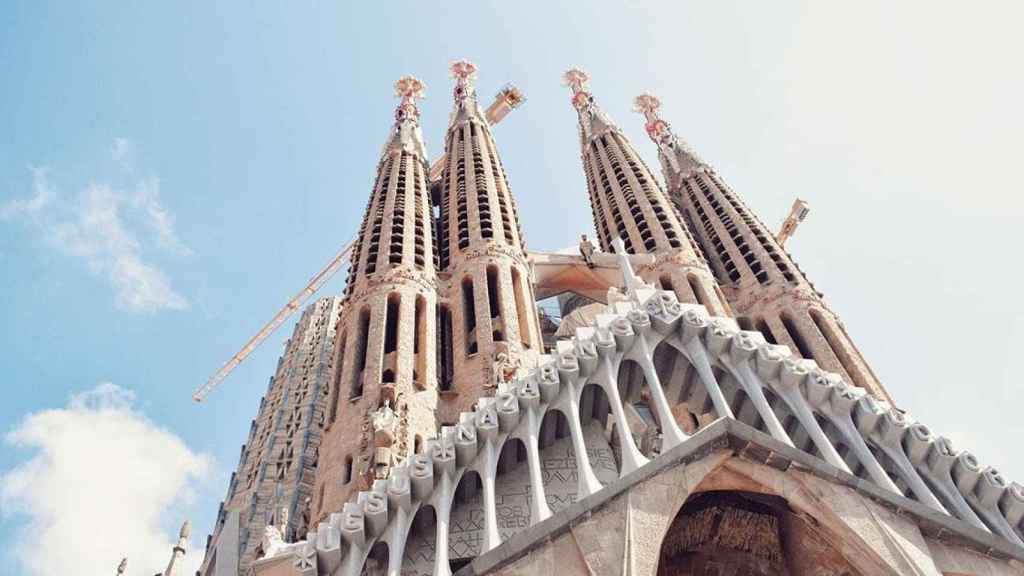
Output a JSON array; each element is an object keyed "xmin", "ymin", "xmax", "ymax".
[
  {"xmin": 401, "ymin": 504, "xmax": 437, "ymax": 575},
  {"xmin": 449, "ymin": 470, "xmax": 483, "ymax": 571}
]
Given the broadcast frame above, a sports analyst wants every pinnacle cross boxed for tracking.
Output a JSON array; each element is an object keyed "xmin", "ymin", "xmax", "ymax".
[
  {"xmin": 393, "ymin": 75, "xmax": 426, "ymax": 123},
  {"xmin": 633, "ymin": 93, "xmax": 673, "ymax": 146},
  {"xmin": 562, "ymin": 67, "xmax": 592, "ymax": 111},
  {"xmin": 449, "ymin": 59, "xmax": 478, "ymax": 91},
  {"xmin": 612, "ymin": 237, "xmax": 644, "ymax": 292}
]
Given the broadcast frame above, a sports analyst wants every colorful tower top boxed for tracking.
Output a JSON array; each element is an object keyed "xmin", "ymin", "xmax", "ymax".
[
  {"xmin": 447, "ymin": 59, "xmax": 485, "ymax": 126},
  {"xmin": 383, "ymin": 75, "xmax": 428, "ymax": 160},
  {"xmin": 563, "ymin": 67, "xmax": 622, "ymax": 145},
  {"xmin": 633, "ymin": 93, "xmax": 707, "ymax": 183}
]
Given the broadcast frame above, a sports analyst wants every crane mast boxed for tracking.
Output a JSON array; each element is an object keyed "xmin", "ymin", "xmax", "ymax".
[{"xmin": 191, "ymin": 240, "xmax": 353, "ymax": 402}]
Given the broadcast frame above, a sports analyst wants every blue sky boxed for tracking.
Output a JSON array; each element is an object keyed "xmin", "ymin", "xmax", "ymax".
[{"xmin": 2, "ymin": 2, "xmax": 1023, "ymax": 574}]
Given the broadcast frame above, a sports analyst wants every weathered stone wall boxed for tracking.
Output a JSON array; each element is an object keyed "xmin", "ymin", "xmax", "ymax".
[{"xmin": 200, "ymin": 297, "xmax": 343, "ymax": 575}]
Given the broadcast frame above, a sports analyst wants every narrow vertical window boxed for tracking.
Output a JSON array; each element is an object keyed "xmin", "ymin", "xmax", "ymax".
[
  {"xmin": 414, "ymin": 295, "xmax": 426, "ymax": 387},
  {"xmin": 511, "ymin": 267, "xmax": 531, "ymax": 349},
  {"xmin": 384, "ymin": 294, "xmax": 400, "ymax": 354},
  {"xmin": 343, "ymin": 455, "xmax": 353, "ymax": 484},
  {"xmin": 779, "ymin": 313, "xmax": 814, "ymax": 361},
  {"xmin": 350, "ymin": 308, "xmax": 370, "ymax": 398},
  {"xmin": 756, "ymin": 318, "xmax": 778, "ymax": 345},
  {"xmin": 659, "ymin": 274, "xmax": 674, "ymax": 293},
  {"xmin": 463, "ymin": 277, "xmax": 478, "ymax": 355},
  {"xmin": 382, "ymin": 294, "xmax": 400, "ymax": 383},
  {"xmin": 486, "ymin": 266, "xmax": 504, "ymax": 342},
  {"xmin": 438, "ymin": 304, "xmax": 454, "ymax": 390}
]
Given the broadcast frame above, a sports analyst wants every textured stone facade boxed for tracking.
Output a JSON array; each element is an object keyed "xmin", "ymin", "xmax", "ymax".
[
  {"xmin": 200, "ymin": 65, "xmax": 1023, "ymax": 576},
  {"xmin": 200, "ymin": 296, "xmax": 342, "ymax": 575},
  {"xmin": 315, "ymin": 76, "xmax": 441, "ymax": 524},
  {"xmin": 436, "ymin": 61, "xmax": 541, "ymax": 423}
]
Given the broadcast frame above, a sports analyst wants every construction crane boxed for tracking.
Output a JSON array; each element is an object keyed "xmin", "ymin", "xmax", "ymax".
[
  {"xmin": 193, "ymin": 83, "xmax": 526, "ymax": 403},
  {"xmin": 776, "ymin": 198, "xmax": 810, "ymax": 247},
  {"xmin": 191, "ymin": 239, "xmax": 354, "ymax": 402}
]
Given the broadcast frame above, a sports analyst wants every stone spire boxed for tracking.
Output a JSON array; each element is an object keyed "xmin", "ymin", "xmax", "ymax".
[
  {"xmin": 162, "ymin": 520, "xmax": 190, "ymax": 576},
  {"xmin": 563, "ymin": 68, "xmax": 623, "ymax": 147},
  {"xmin": 317, "ymin": 75, "xmax": 441, "ymax": 524},
  {"xmin": 447, "ymin": 59, "xmax": 487, "ymax": 127},
  {"xmin": 436, "ymin": 59, "xmax": 540, "ymax": 419},
  {"xmin": 381, "ymin": 75, "xmax": 428, "ymax": 160},
  {"xmin": 633, "ymin": 93, "xmax": 707, "ymax": 185},
  {"xmin": 563, "ymin": 70, "xmax": 730, "ymax": 316},
  {"xmin": 633, "ymin": 94, "xmax": 891, "ymax": 402}
]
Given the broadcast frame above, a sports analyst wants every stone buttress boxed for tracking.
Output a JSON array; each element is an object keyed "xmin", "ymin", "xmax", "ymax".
[{"xmin": 200, "ymin": 297, "xmax": 343, "ymax": 575}]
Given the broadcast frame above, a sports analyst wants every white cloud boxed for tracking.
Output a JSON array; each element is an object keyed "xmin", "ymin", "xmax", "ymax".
[
  {"xmin": 133, "ymin": 177, "xmax": 193, "ymax": 257},
  {"xmin": 0, "ymin": 383, "xmax": 211, "ymax": 576},
  {"xmin": 1, "ymin": 142, "xmax": 191, "ymax": 313}
]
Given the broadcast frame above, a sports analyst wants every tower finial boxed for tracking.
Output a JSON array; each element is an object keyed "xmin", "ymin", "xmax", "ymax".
[
  {"xmin": 393, "ymin": 75, "xmax": 426, "ymax": 123},
  {"xmin": 633, "ymin": 92, "xmax": 674, "ymax": 147},
  {"xmin": 562, "ymin": 68, "xmax": 592, "ymax": 110},
  {"xmin": 449, "ymin": 59, "xmax": 478, "ymax": 91},
  {"xmin": 632, "ymin": 92, "xmax": 705, "ymax": 178},
  {"xmin": 447, "ymin": 59, "xmax": 485, "ymax": 127},
  {"xmin": 634, "ymin": 93, "xmax": 667, "ymax": 139}
]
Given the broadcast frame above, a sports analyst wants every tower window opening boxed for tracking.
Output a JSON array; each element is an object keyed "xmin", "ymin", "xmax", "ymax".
[
  {"xmin": 343, "ymin": 455, "xmax": 353, "ymax": 484},
  {"xmin": 349, "ymin": 308, "xmax": 370, "ymax": 399},
  {"xmin": 438, "ymin": 304, "xmax": 454, "ymax": 391},
  {"xmin": 486, "ymin": 266, "xmax": 505, "ymax": 343},
  {"xmin": 755, "ymin": 318, "xmax": 778, "ymax": 345},
  {"xmin": 780, "ymin": 313, "xmax": 814, "ymax": 361},
  {"xmin": 384, "ymin": 293, "xmax": 400, "ymax": 355},
  {"xmin": 462, "ymin": 277, "xmax": 478, "ymax": 355},
  {"xmin": 414, "ymin": 295, "xmax": 427, "ymax": 389}
]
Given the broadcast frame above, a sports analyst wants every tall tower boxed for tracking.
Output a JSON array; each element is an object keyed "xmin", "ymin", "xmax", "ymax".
[
  {"xmin": 562, "ymin": 69, "xmax": 730, "ymax": 317},
  {"xmin": 199, "ymin": 297, "xmax": 343, "ymax": 575},
  {"xmin": 314, "ymin": 77, "xmax": 440, "ymax": 521},
  {"xmin": 436, "ymin": 60, "xmax": 541, "ymax": 419},
  {"xmin": 633, "ymin": 93, "xmax": 891, "ymax": 402}
]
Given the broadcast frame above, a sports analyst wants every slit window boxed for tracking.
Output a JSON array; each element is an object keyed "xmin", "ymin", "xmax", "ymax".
[
  {"xmin": 462, "ymin": 277, "xmax": 478, "ymax": 355},
  {"xmin": 349, "ymin": 308, "xmax": 370, "ymax": 399}
]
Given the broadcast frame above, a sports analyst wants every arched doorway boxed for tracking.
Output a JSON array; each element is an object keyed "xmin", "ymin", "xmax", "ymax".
[{"xmin": 656, "ymin": 490, "xmax": 862, "ymax": 576}]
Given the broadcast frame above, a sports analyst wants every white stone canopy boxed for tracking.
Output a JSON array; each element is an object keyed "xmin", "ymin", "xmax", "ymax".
[{"xmin": 255, "ymin": 252, "xmax": 1024, "ymax": 576}]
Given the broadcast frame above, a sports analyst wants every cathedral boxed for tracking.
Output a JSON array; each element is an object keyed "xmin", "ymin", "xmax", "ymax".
[{"xmin": 193, "ymin": 61, "xmax": 1024, "ymax": 575}]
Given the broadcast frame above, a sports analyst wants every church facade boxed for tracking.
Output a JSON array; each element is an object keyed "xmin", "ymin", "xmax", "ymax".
[{"xmin": 197, "ymin": 62, "xmax": 1024, "ymax": 576}]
